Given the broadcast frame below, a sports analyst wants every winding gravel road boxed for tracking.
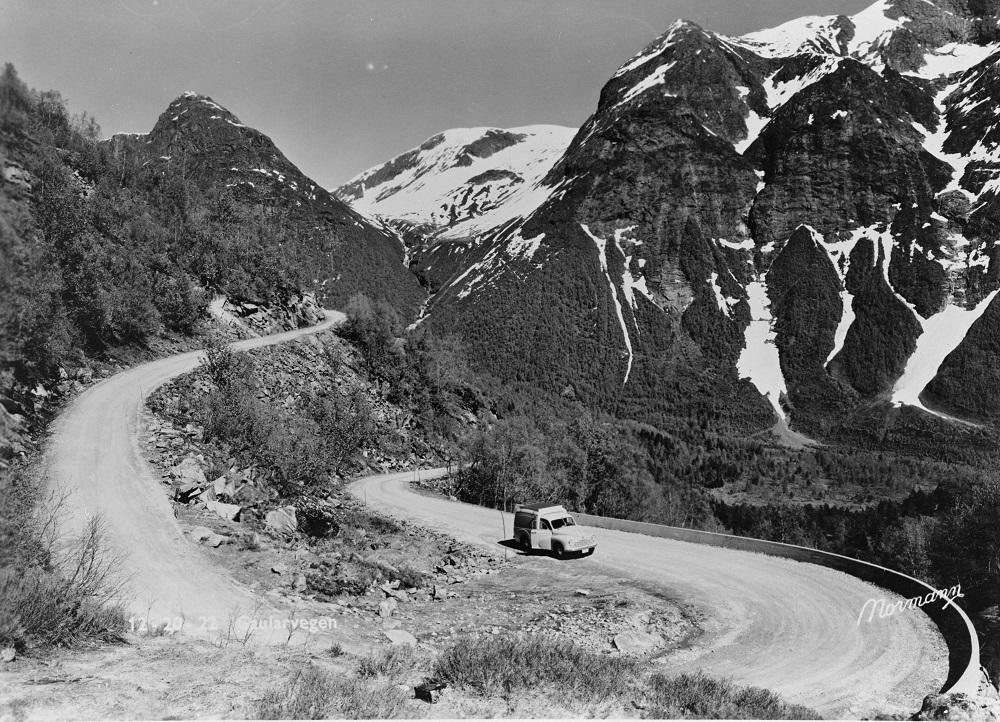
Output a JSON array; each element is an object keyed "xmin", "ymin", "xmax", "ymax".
[
  {"xmin": 348, "ymin": 470, "xmax": 948, "ymax": 718},
  {"xmin": 45, "ymin": 313, "xmax": 343, "ymax": 637},
  {"xmin": 42, "ymin": 308, "xmax": 947, "ymax": 718}
]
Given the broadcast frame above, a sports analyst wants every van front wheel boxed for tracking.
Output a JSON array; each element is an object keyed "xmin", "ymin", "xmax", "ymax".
[{"xmin": 553, "ymin": 544, "xmax": 565, "ymax": 559}]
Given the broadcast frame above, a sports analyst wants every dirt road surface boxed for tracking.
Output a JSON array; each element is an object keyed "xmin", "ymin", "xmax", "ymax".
[
  {"xmin": 44, "ymin": 313, "xmax": 344, "ymax": 640},
  {"xmin": 348, "ymin": 470, "xmax": 948, "ymax": 718}
]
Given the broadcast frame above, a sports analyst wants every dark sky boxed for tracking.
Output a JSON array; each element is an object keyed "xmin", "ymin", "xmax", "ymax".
[{"xmin": 2, "ymin": 0, "xmax": 871, "ymax": 187}]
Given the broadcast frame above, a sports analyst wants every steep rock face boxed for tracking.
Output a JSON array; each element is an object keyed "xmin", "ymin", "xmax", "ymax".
[
  {"xmin": 108, "ymin": 93, "xmax": 423, "ymax": 313},
  {"xmin": 747, "ymin": 61, "xmax": 949, "ymax": 248},
  {"xmin": 946, "ymin": 52, "xmax": 1000, "ymax": 273},
  {"xmin": 766, "ymin": 226, "xmax": 856, "ymax": 429},
  {"xmin": 838, "ymin": 235, "xmax": 923, "ymax": 397}
]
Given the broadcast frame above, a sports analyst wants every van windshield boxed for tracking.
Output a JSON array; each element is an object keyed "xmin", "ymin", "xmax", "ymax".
[{"xmin": 550, "ymin": 516, "xmax": 576, "ymax": 529}]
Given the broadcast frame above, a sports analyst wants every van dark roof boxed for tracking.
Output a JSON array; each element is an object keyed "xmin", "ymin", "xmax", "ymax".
[{"xmin": 516, "ymin": 502, "xmax": 563, "ymax": 512}]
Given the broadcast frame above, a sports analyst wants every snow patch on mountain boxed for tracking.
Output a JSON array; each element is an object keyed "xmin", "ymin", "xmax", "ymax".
[
  {"xmin": 924, "ymin": 65, "xmax": 1000, "ymax": 199},
  {"xmin": 891, "ymin": 290, "xmax": 1000, "ymax": 416},
  {"xmin": 614, "ymin": 227, "xmax": 662, "ymax": 311},
  {"xmin": 506, "ymin": 231, "xmax": 546, "ymax": 262},
  {"xmin": 450, "ymin": 242, "xmax": 503, "ymax": 301},
  {"xmin": 709, "ymin": 272, "xmax": 739, "ymax": 318},
  {"xmin": 613, "ymin": 226, "xmax": 644, "ymax": 324},
  {"xmin": 797, "ymin": 225, "xmax": 860, "ymax": 368},
  {"xmin": 734, "ymin": 86, "xmax": 769, "ymax": 154},
  {"xmin": 874, "ymin": 224, "xmax": 927, "ymax": 319},
  {"xmin": 914, "ymin": 82, "xmax": 975, "ymax": 196},
  {"xmin": 615, "ymin": 61, "xmax": 679, "ymax": 109},
  {"xmin": 817, "ymin": 228, "xmax": 864, "ymax": 366},
  {"xmin": 913, "ymin": 42, "xmax": 1000, "ymax": 79},
  {"xmin": 933, "ymin": 229, "xmax": 991, "ymax": 275},
  {"xmin": 826, "ymin": 290, "xmax": 856, "ymax": 367},
  {"xmin": 581, "ymin": 224, "xmax": 634, "ymax": 385},
  {"xmin": 763, "ymin": 57, "xmax": 843, "ymax": 111},
  {"xmin": 737, "ymin": 279, "xmax": 787, "ymax": 422},
  {"xmin": 717, "ymin": 237, "xmax": 756, "ymax": 251}
]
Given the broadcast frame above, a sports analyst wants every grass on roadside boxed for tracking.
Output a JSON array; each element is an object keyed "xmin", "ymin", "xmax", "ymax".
[
  {"xmin": 642, "ymin": 671, "xmax": 821, "ymax": 719},
  {"xmin": 433, "ymin": 633, "xmax": 641, "ymax": 701},
  {"xmin": 357, "ymin": 645, "xmax": 415, "ymax": 679},
  {"xmin": 253, "ymin": 663, "xmax": 409, "ymax": 719},
  {"xmin": 434, "ymin": 634, "xmax": 820, "ymax": 719}
]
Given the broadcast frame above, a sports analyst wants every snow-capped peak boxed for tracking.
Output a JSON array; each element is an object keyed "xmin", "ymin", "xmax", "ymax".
[
  {"xmin": 737, "ymin": 14, "xmax": 852, "ymax": 59},
  {"xmin": 334, "ymin": 124, "xmax": 575, "ymax": 242},
  {"xmin": 733, "ymin": 0, "xmax": 908, "ymax": 65}
]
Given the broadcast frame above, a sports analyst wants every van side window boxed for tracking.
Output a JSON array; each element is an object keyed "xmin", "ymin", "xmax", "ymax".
[{"xmin": 540, "ymin": 519, "xmax": 552, "ymax": 531}]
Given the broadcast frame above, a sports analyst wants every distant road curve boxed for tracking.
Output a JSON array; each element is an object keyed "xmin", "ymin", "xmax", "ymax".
[
  {"xmin": 45, "ymin": 312, "xmax": 344, "ymax": 634},
  {"xmin": 349, "ymin": 470, "xmax": 948, "ymax": 719}
]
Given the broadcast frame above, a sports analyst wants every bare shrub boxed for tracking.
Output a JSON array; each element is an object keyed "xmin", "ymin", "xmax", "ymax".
[{"xmin": 0, "ymin": 481, "xmax": 128, "ymax": 650}]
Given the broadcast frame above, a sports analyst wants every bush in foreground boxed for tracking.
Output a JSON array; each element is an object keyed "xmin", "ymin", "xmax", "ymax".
[
  {"xmin": 0, "ymin": 469, "xmax": 127, "ymax": 651},
  {"xmin": 644, "ymin": 671, "xmax": 820, "ymax": 720},
  {"xmin": 357, "ymin": 645, "xmax": 415, "ymax": 679},
  {"xmin": 253, "ymin": 664, "xmax": 408, "ymax": 719},
  {"xmin": 433, "ymin": 633, "xmax": 641, "ymax": 700}
]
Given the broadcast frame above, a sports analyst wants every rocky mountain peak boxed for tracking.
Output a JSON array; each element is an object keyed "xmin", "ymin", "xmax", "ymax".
[
  {"xmin": 160, "ymin": 91, "xmax": 247, "ymax": 129},
  {"xmin": 109, "ymin": 91, "xmax": 365, "ymax": 225}
]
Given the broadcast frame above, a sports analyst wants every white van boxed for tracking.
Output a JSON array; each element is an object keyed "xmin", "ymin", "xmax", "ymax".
[{"xmin": 513, "ymin": 503, "xmax": 596, "ymax": 557}]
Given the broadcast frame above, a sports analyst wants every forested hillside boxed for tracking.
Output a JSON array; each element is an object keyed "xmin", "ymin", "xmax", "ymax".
[{"xmin": 0, "ymin": 64, "xmax": 423, "ymax": 460}]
